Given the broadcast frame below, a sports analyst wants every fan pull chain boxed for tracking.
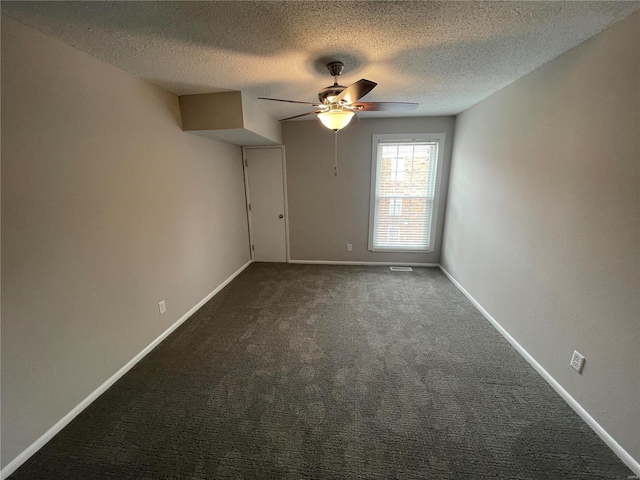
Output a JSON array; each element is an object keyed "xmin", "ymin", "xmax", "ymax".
[{"xmin": 334, "ymin": 131, "xmax": 338, "ymax": 176}]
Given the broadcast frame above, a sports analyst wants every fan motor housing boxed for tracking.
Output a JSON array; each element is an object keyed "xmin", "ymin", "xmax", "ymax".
[
  {"xmin": 319, "ymin": 61, "xmax": 347, "ymax": 104},
  {"xmin": 318, "ymin": 84, "xmax": 346, "ymax": 104}
]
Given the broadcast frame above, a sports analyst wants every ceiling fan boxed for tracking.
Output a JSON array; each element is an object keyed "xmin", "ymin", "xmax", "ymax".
[{"xmin": 258, "ymin": 61, "xmax": 418, "ymax": 131}]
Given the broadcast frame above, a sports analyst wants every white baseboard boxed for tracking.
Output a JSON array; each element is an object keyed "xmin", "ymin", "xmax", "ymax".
[
  {"xmin": 289, "ymin": 260, "xmax": 440, "ymax": 267},
  {"xmin": 4, "ymin": 260, "xmax": 637, "ymax": 478},
  {"xmin": 439, "ymin": 265, "xmax": 640, "ymax": 476},
  {"xmin": 0, "ymin": 260, "xmax": 252, "ymax": 480}
]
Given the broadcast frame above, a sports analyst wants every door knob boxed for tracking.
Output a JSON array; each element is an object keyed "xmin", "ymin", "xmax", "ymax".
[{"xmin": 279, "ymin": 214, "xmax": 284, "ymax": 219}]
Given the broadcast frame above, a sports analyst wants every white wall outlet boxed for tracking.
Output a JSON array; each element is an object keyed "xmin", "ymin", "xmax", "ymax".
[
  {"xmin": 570, "ymin": 350, "xmax": 585, "ymax": 374},
  {"xmin": 346, "ymin": 243, "xmax": 353, "ymax": 252},
  {"xmin": 158, "ymin": 300, "xmax": 166, "ymax": 315}
]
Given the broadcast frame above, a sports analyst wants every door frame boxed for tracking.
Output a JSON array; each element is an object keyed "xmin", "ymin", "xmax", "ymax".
[{"xmin": 242, "ymin": 145, "xmax": 290, "ymax": 263}]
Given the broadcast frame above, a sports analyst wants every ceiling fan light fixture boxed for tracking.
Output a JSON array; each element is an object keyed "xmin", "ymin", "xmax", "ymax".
[{"xmin": 317, "ymin": 110, "xmax": 354, "ymax": 131}]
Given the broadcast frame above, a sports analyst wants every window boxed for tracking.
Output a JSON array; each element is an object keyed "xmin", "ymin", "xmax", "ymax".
[
  {"xmin": 389, "ymin": 198, "xmax": 403, "ymax": 216},
  {"xmin": 368, "ymin": 133, "xmax": 444, "ymax": 252},
  {"xmin": 390, "ymin": 158, "xmax": 405, "ymax": 181},
  {"xmin": 387, "ymin": 226, "xmax": 400, "ymax": 243}
]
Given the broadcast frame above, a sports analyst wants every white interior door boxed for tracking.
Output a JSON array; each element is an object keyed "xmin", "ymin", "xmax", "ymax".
[{"xmin": 245, "ymin": 147, "xmax": 287, "ymax": 262}]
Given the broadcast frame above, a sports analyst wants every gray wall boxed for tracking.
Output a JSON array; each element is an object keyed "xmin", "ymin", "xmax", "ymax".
[
  {"xmin": 1, "ymin": 17, "xmax": 251, "ymax": 467},
  {"xmin": 442, "ymin": 12, "xmax": 639, "ymax": 461},
  {"xmin": 283, "ymin": 117, "xmax": 455, "ymax": 264}
]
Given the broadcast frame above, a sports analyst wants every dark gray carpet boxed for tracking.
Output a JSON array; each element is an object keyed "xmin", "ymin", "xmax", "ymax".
[{"xmin": 10, "ymin": 264, "xmax": 633, "ymax": 479}]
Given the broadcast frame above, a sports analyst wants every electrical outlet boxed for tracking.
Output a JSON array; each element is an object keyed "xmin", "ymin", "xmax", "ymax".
[
  {"xmin": 346, "ymin": 243, "xmax": 352, "ymax": 252},
  {"xmin": 570, "ymin": 350, "xmax": 585, "ymax": 374},
  {"xmin": 158, "ymin": 300, "xmax": 166, "ymax": 315}
]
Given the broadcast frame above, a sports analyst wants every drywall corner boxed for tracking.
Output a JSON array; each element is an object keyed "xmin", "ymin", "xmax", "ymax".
[
  {"xmin": 179, "ymin": 91, "xmax": 281, "ymax": 146},
  {"xmin": 240, "ymin": 93, "xmax": 282, "ymax": 145}
]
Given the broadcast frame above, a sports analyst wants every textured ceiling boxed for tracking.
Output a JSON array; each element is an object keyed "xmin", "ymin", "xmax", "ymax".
[{"xmin": 2, "ymin": 1, "xmax": 639, "ymax": 119}]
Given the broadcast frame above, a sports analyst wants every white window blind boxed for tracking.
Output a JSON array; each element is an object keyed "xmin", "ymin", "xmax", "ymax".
[
  {"xmin": 387, "ymin": 226, "xmax": 401, "ymax": 243},
  {"xmin": 369, "ymin": 137, "xmax": 441, "ymax": 251},
  {"xmin": 389, "ymin": 198, "xmax": 403, "ymax": 216},
  {"xmin": 390, "ymin": 158, "xmax": 405, "ymax": 181}
]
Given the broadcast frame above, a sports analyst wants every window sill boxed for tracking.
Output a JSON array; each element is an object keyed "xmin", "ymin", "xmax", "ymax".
[{"xmin": 369, "ymin": 248, "xmax": 432, "ymax": 253}]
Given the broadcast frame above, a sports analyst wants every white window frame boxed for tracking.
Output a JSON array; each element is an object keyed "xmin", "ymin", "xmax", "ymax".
[{"xmin": 368, "ymin": 133, "xmax": 446, "ymax": 253}]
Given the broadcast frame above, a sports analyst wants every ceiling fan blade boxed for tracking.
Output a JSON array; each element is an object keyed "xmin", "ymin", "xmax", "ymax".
[
  {"xmin": 334, "ymin": 79, "xmax": 377, "ymax": 104},
  {"xmin": 258, "ymin": 97, "xmax": 320, "ymax": 106},
  {"xmin": 280, "ymin": 110, "xmax": 324, "ymax": 121},
  {"xmin": 351, "ymin": 102, "xmax": 418, "ymax": 111}
]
